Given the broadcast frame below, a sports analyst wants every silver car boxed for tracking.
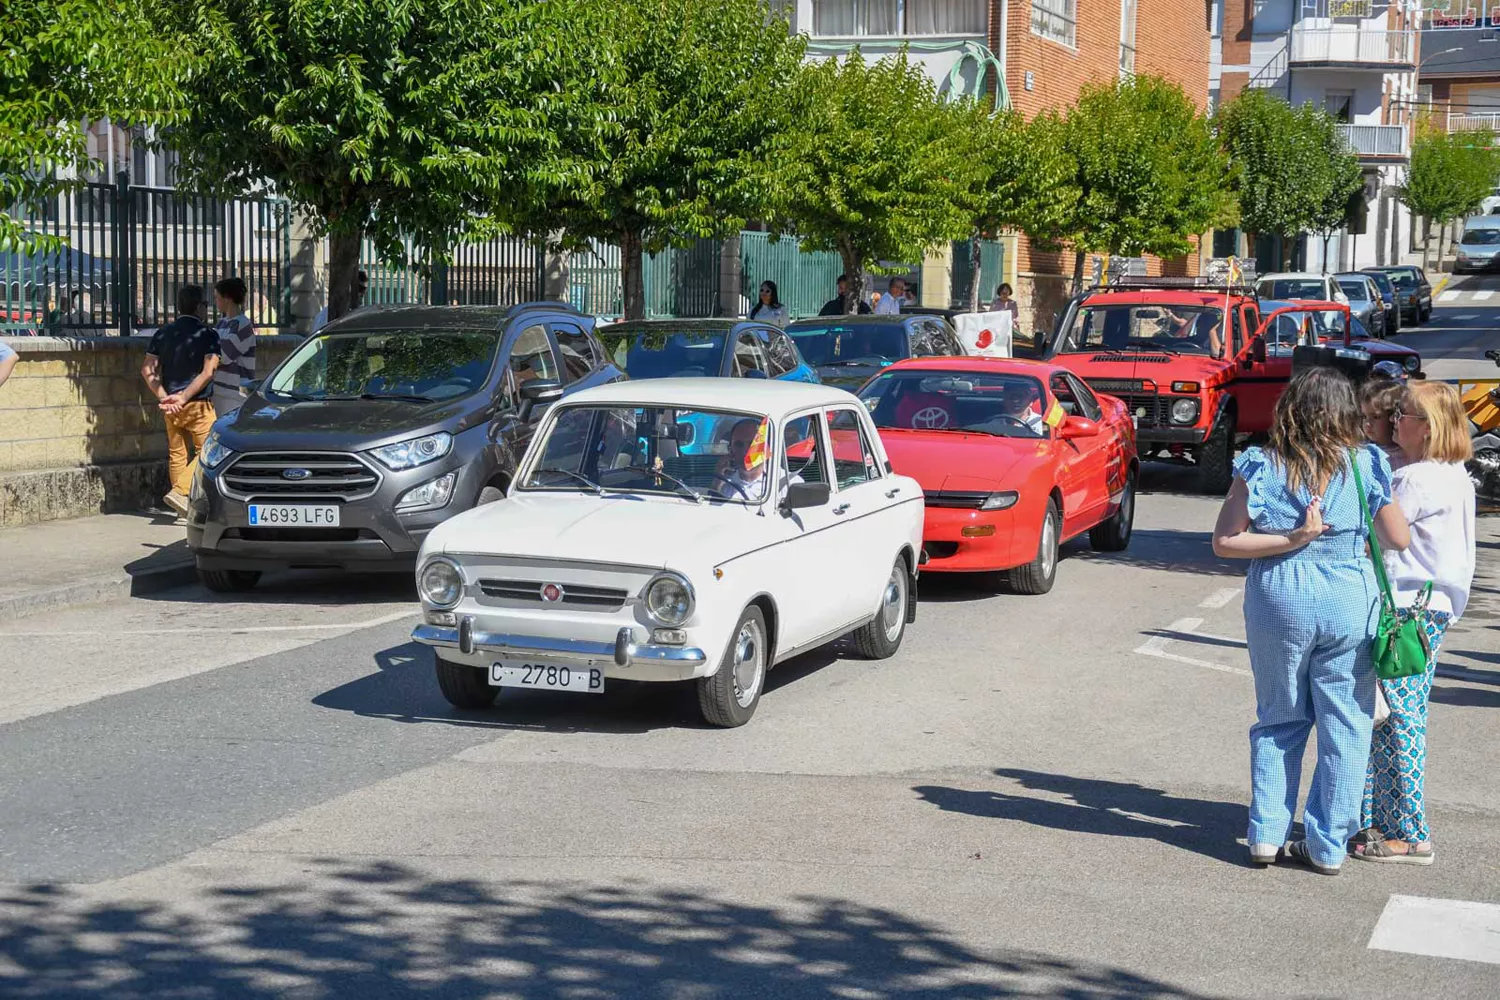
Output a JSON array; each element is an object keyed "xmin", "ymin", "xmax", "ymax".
[{"xmin": 1333, "ymin": 273, "xmax": 1386, "ymax": 339}]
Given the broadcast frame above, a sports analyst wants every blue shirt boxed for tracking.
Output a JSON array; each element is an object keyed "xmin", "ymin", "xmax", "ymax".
[
  {"xmin": 147, "ymin": 317, "xmax": 220, "ymax": 402},
  {"xmin": 0, "ymin": 340, "xmax": 15, "ymax": 364}
]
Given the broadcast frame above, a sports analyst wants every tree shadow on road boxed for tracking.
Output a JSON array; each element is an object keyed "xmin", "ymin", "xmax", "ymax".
[
  {"xmin": 1068, "ymin": 529, "xmax": 1245, "ymax": 578},
  {"xmin": 0, "ymin": 862, "xmax": 1225, "ymax": 999},
  {"xmin": 913, "ymin": 769, "xmax": 1252, "ymax": 867}
]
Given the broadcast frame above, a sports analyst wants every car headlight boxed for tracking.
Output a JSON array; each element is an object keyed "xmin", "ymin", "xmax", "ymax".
[
  {"xmin": 371, "ymin": 432, "xmax": 452, "ymax": 471},
  {"xmin": 1171, "ymin": 398, "xmax": 1200, "ymax": 424},
  {"xmin": 979, "ymin": 491, "xmax": 1019, "ymax": 511},
  {"xmin": 1403, "ymin": 355, "xmax": 1421, "ymax": 373},
  {"xmin": 418, "ymin": 558, "xmax": 463, "ymax": 608},
  {"xmin": 395, "ymin": 472, "xmax": 457, "ymax": 512},
  {"xmin": 200, "ymin": 430, "xmax": 233, "ymax": 469},
  {"xmin": 644, "ymin": 572, "xmax": 694, "ymax": 627}
]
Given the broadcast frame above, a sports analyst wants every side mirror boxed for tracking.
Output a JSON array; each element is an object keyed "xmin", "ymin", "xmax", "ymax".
[
  {"xmin": 1251, "ymin": 335, "xmax": 1267, "ymax": 365},
  {"xmin": 518, "ymin": 379, "xmax": 564, "ymax": 419},
  {"xmin": 243, "ymin": 378, "xmax": 263, "ymax": 395},
  {"xmin": 781, "ymin": 481, "xmax": 831, "ymax": 511},
  {"xmin": 1059, "ymin": 415, "xmax": 1100, "ymax": 440}
]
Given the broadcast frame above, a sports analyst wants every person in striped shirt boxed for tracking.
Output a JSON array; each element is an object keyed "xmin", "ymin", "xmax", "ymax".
[{"xmin": 212, "ymin": 277, "xmax": 255, "ymax": 417}]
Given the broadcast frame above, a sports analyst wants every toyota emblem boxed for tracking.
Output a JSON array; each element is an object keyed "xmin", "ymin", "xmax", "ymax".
[
  {"xmin": 282, "ymin": 468, "xmax": 312, "ymax": 481},
  {"xmin": 540, "ymin": 583, "xmax": 565, "ymax": 603}
]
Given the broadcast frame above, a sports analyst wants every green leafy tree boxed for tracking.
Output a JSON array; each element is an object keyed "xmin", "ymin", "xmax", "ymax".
[
  {"xmin": 1307, "ymin": 144, "xmax": 1365, "ymax": 273},
  {"xmin": 1053, "ymin": 75, "xmax": 1234, "ymax": 290},
  {"xmin": 1400, "ymin": 123, "xmax": 1500, "ymax": 270},
  {"xmin": 773, "ymin": 52, "xmax": 983, "ymax": 313},
  {"xmin": 532, "ymin": 0, "xmax": 807, "ymax": 320},
  {"xmin": 1, "ymin": 0, "xmax": 184, "ymax": 251},
  {"xmin": 159, "ymin": 0, "xmax": 603, "ymax": 322}
]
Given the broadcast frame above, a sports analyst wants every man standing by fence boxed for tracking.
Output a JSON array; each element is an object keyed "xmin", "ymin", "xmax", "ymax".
[
  {"xmin": 141, "ymin": 285, "xmax": 219, "ymax": 518},
  {"xmin": 212, "ymin": 277, "xmax": 255, "ymax": 417},
  {"xmin": 874, "ymin": 277, "xmax": 907, "ymax": 315}
]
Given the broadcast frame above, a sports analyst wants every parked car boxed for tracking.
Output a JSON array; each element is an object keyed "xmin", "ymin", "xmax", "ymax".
[
  {"xmin": 1364, "ymin": 265, "xmax": 1432, "ymax": 324},
  {"xmin": 410, "ymin": 379, "xmax": 925, "ymax": 727},
  {"xmin": 188, "ymin": 303, "xmax": 624, "ymax": 591},
  {"xmin": 1332, "ymin": 272, "xmax": 1386, "ymax": 338},
  {"xmin": 1260, "ymin": 300, "xmax": 1422, "ymax": 376},
  {"xmin": 596, "ymin": 318, "xmax": 818, "ymax": 383},
  {"xmin": 861, "ymin": 357, "xmax": 1137, "ymax": 594},
  {"xmin": 1454, "ymin": 216, "xmax": 1500, "ymax": 274},
  {"xmin": 785, "ymin": 314, "xmax": 966, "ymax": 389},
  {"xmin": 1256, "ymin": 272, "xmax": 1349, "ymax": 305},
  {"xmin": 1359, "ymin": 268, "xmax": 1401, "ymax": 336}
]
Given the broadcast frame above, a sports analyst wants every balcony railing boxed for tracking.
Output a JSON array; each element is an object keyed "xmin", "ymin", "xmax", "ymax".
[
  {"xmin": 1448, "ymin": 112, "xmax": 1500, "ymax": 133},
  {"xmin": 1336, "ymin": 123, "xmax": 1408, "ymax": 158},
  {"xmin": 1288, "ymin": 27, "xmax": 1416, "ymax": 67}
]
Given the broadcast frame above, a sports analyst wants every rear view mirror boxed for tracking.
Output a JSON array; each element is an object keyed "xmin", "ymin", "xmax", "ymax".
[
  {"xmin": 1251, "ymin": 335, "xmax": 1267, "ymax": 364},
  {"xmin": 781, "ymin": 481, "xmax": 831, "ymax": 511}
]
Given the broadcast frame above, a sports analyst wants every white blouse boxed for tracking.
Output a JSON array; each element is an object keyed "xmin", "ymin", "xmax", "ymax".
[{"xmin": 1383, "ymin": 460, "xmax": 1477, "ymax": 618}]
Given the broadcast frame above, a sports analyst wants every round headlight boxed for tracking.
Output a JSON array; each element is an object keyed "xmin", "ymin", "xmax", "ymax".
[
  {"xmin": 419, "ymin": 559, "xmax": 463, "ymax": 608},
  {"xmin": 645, "ymin": 573, "xmax": 694, "ymax": 626},
  {"xmin": 1170, "ymin": 398, "xmax": 1199, "ymax": 424},
  {"xmin": 1403, "ymin": 355, "xmax": 1420, "ymax": 373}
]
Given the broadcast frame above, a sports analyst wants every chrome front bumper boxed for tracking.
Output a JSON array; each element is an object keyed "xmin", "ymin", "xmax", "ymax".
[{"xmin": 411, "ymin": 620, "xmax": 708, "ymax": 669}]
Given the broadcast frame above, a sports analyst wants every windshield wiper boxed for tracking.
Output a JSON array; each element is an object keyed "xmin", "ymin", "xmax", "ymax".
[
  {"xmin": 531, "ymin": 468, "xmax": 605, "ymax": 495},
  {"xmin": 359, "ymin": 392, "xmax": 433, "ymax": 403},
  {"xmin": 612, "ymin": 465, "xmax": 706, "ymax": 503},
  {"xmin": 271, "ymin": 390, "xmax": 316, "ymax": 401}
]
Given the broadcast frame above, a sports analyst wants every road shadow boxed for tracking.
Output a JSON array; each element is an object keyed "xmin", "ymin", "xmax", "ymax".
[
  {"xmin": 1137, "ymin": 462, "xmax": 1218, "ymax": 499},
  {"xmin": 0, "ymin": 862, "xmax": 1224, "ymax": 999},
  {"xmin": 1443, "ymin": 649, "xmax": 1500, "ymax": 673},
  {"xmin": 141, "ymin": 568, "xmax": 416, "ymax": 607},
  {"xmin": 1069, "ymin": 529, "xmax": 1245, "ymax": 579},
  {"xmin": 913, "ymin": 769, "xmax": 1251, "ymax": 867},
  {"xmin": 1140, "ymin": 629, "xmax": 1245, "ymax": 650},
  {"xmin": 1431, "ymin": 684, "xmax": 1500, "ymax": 709}
]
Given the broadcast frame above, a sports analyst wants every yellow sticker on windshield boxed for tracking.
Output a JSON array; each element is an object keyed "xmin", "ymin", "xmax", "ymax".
[{"xmin": 744, "ymin": 419, "xmax": 769, "ymax": 471}]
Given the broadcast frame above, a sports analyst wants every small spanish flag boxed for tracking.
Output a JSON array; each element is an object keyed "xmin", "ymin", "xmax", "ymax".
[
  {"xmin": 744, "ymin": 419, "xmax": 769, "ymax": 471},
  {"xmin": 1043, "ymin": 400, "xmax": 1067, "ymax": 428}
]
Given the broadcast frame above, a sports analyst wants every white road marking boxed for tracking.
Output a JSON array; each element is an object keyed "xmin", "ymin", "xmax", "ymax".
[
  {"xmin": 1438, "ymin": 290, "xmax": 1461, "ymax": 303},
  {"xmin": 1199, "ymin": 587, "xmax": 1240, "ymax": 609},
  {"xmin": 1448, "ymin": 313, "xmax": 1479, "ymax": 321},
  {"xmin": 1133, "ymin": 617, "xmax": 1253, "ymax": 678},
  {"xmin": 0, "ymin": 609, "xmax": 414, "ymax": 638},
  {"xmin": 1472, "ymin": 289, "xmax": 1495, "ymax": 302},
  {"xmin": 1368, "ymin": 895, "xmax": 1500, "ymax": 966}
]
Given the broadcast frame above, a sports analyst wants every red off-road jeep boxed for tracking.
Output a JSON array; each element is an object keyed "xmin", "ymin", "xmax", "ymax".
[{"xmin": 1043, "ymin": 273, "xmax": 1353, "ymax": 493}]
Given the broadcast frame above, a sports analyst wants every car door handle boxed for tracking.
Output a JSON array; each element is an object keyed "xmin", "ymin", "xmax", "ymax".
[
  {"xmin": 884, "ymin": 487, "xmax": 901, "ymax": 498},
  {"xmin": 832, "ymin": 503, "xmax": 851, "ymax": 515}
]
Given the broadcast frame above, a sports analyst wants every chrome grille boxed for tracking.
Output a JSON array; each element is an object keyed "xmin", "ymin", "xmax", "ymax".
[
  {"xmin": 477, "ymin": 579, "xmax": 629, "ymax": 610},
  {"xmin": 221, "ymin": 452, "xmax": 380, "ymax": 500},
  {"xmin": 1086, "ymin": 378, "xmax": 1146, "ymax": 394},
  {"xmin": 924, "ymin": 490, "xmax": 990, "ymax": 509},
  {"xmin": 1089, "ymin": 353, "xmax": 1170, "ymax": 363}
]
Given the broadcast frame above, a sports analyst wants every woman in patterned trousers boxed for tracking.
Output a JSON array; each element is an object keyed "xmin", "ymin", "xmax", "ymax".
[{"xmin": 1354, "ymin": 382, "xmax": 1477, "ymax": 866}]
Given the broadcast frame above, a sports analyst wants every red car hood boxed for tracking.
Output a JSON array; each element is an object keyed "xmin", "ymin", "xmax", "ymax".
[
  {"xmin": 1050, "ymin": 350, "xmax": 1227, "ymax": 387},
  {"xmin": 878, "ymin": 428, "xmax": 1048, "ymax": 491}
]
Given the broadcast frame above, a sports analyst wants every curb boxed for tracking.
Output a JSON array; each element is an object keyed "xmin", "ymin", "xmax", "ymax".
[{"xmin": 0, "ymin": 559, "xmax": 199, "ymax": 623}]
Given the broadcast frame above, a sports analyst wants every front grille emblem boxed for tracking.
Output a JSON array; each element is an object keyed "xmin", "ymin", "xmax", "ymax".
[
  {"xmin": 540, "ymin": 583, "xmax": 565, "ymax": 603},
  {"xmin": 282, "ymin": 468, "xmax": 312, "ymax": 481}
]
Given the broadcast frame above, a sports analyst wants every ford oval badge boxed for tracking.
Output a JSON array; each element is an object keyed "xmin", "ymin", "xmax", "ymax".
[{"xmin": 282, "ymin": 468, "xmax": 312, "ymax": 481}]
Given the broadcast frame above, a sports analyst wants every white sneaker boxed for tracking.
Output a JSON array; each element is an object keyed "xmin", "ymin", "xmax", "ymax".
[
  {"xmin": 1249, "ymin": 844, "xmax": 1281, "ymax": 866},
  {"xmin": 162, "ymin": 492, "xmax": 189, "ymax": 516}
]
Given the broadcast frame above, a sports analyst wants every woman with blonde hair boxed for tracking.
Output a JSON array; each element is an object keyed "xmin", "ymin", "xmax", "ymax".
[
  {"xmin": 1353, "ymin": 381, "xmax": 1476, "ymax": 865},
  {"xmin": 1213, "ymin": 367, "xmax": 1409, "ymax": 874}
]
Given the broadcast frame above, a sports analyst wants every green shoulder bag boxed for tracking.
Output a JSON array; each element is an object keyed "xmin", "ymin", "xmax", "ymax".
[{"xmin": 1349, "ymin": 448, "xmax": 1432, "ymax": 680}]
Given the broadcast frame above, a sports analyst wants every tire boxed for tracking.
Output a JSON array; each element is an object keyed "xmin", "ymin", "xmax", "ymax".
[
  {"xmin": 1009, "ymin": 499, "xmax": 1060, "ymax": 596},
  {"xmin": 1089, "ymin": 471, "xmax": 1136, "ymax": 552},
  {"xmin": 851, "ymin": 556, "xmax": 910, "ymax": 659},
  {"xmin": 477, "ymin": 485, "xmax": 505, "ymax": 505},
  {"xmin": 199, "ymin": 568, "xmax": 261, "ymax": 593},
  {"xmin": 1420, "ymin": 305, "xmax": 1431, "ymax": 323},
  {"xmin": 1198, "ymin": 413, "xmax": 1235, "ymax": 496},
  {"xmin": 698, "ymin": 605, "xmax": 767, "ymax": 728},
  {"xmin": 434, "ymin": 655, "xmax": 498, "ymax": 709}
]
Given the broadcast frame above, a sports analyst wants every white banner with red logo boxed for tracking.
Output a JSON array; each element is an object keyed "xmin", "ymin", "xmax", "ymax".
[{"xmin": 952, "ymin": 310, "xmax": 1012, "ymax": 358}]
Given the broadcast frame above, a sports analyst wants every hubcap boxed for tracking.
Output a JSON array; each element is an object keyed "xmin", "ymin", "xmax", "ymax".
[
  {"xmin": 731, "ymin": 620, "xmax": 764, "ymax": 709},
  {"xmin": 1040, "ymin": 513, "xmax": 1057, "ymax": 577},
  {"xmin": 882, "ymin": 566, "xmax": 906, "ymax": 643}
]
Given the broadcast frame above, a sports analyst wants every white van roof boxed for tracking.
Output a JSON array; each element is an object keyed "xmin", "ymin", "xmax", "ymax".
[{"xmin": 1462, "ymin": 214, "xmax": 1500, "ymax": 231}]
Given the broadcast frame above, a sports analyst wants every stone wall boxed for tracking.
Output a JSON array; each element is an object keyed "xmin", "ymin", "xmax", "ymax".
[{"xmin": 0, "ymin": 335, "xmax": 302, "ymax": 526}]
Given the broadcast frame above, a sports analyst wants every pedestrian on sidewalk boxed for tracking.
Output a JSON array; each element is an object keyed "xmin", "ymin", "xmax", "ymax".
[
  {"xmin": 142, "ymin": 285, "xmax": 219, "ymax": 518},
  {"xmin": 990, "ymin": 283, "xmax": 1020, "ymax": 322},
  {"xmin": 212, "ymin": 276, "xmax": 255, "ymax": 418},
  {"xmin": 1359, "ymin": 377, "xmax": 1405, "ymax": 470},
  {"xmin": 748, "ymin": 280, "xmax": 788, "ymax": 327},
  {"xmin": 1353, "ymin": 381, "xmax": 1476, "ymax": 867},
  {"xmin": 819, "ymin": 275, "xmax": 871, "ymax": 316},
  {"xmin": 873, "ymin": 277, "xmax": 906, "ymax": 315},
  {"xmin": 0, "ymin": 339, "xmax": 17, "ymax": 389},
  {"xmin": 1212, "ymin": 367, "xmax": 1410, "ymax": 875}
]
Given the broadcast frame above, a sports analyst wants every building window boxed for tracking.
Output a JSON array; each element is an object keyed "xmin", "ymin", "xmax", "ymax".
[
  {"xmin": 1120, "ymin": 0, "xmax": 1138, "ymax": 77},
  {"xmin": 1032, "ymin": 0, "xmax": 1077, "ymax": 48},
  {"xmin": 812, "ymin": 0, "xmax": 985, "ymax": 37}
]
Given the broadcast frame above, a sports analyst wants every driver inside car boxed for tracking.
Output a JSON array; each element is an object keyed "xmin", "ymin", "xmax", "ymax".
[
  {"xmin": 715, "ymin": 418, "xmax": 770, "ymax": 500},
  {"xmin": 1001, "ymin": 381, "xmax": 1047, "ymax": 436},
  {"xmin": 1162, "ymin": 309, "xmax": 1223, "ymax": 356}
]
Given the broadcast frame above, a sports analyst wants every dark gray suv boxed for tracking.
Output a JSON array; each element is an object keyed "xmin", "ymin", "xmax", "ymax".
[{"xmin": 188, "ymin": 302, "xmax": 623, "ymax": 591}]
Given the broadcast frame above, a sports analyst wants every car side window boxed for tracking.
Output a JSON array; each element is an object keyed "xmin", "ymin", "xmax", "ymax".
[
  {"xmin": 782, "ymin": 413, "xmax": 829, "ymax": 488},
  {"xmin": 551, "ymin": 322, "xmax": 597, "ymax": 385},
  {"xmin": 510, "ymin": 324, "xmax": 559, "ymax": 388},
  {"xmin": 1064, "ymin": 373, "xmax": 1102, "ymax": 421},
  {"xmin": 908, "ymin": 320, "xmax": 940, "ymax": 357},
  {"xmin": 731, "ymin": 331, "xmax": 771, "ymax": 378},
  {"xmin": 826, "ymin": 407, "xmax": 883, "ymax": 488},
  {"xmin": 763, "ymin": 328, "xmax": 798, "ymax": 378},
  {"xmin": 938, "ymin": 321, "xmax": 964, "ymax": 355}
]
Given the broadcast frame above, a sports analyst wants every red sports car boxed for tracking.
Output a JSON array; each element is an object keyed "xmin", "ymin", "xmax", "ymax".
[{"xmin": 858, "ymin": 358, "xmax": 1138, "ymax": 593}]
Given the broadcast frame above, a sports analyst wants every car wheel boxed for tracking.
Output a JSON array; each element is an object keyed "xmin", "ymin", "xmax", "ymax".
[
  {"xmin": 852, "ymin": 556, "xmax": 910, "ymax": 659},
  {"xmin": 1008, "ymin": 499, "xmax": 1060, "ymax": 596},
  {"xmin": 477, "ymin": 485, "xmax": 505, "ymax": 505},
  {"xmin": 697, "ymin": 605, "xmax": 767, "ymax": 728},
  {"xmin": 199, "ymin": 568, "xmax": 261, "ymax": 593},
  {"xmin": 1198, "ymin": 414, "xmax": 1235, "ymax": 495},
  {"xmin": 434, "ymin": 654, "xmax": 498, "ymax": 709},
  {"xmin": 1089, "ymin": 471, "xmax": 1136, "ymax": 552},
  {"xmin": 1420, "ymin": 305, "xmax": 1431, "ymax": 323}
]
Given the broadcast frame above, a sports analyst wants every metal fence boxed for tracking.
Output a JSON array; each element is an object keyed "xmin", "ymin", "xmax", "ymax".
[
  {"xmin": 568, "ymin": 238, "xmax": 721, "ymax": 319},
  {"xmin": 2, "ymin": 173, "xmax": 292, "ymax": 335},
  {"xmin": 360, "ymin": 235, "xmax": 545, "ymax": 308},
  {"xmin": 948, "ymin": 239, "xmax": 1006, "ymax": 308},
  {"xmin": 738, "ymin": 232, "xmax": 843, "ymax": 319}
]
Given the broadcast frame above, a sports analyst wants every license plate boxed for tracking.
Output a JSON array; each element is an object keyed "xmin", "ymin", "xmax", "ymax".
[
  {"xmin": 247, "ymin": 504, "xmax": 340, "ymax": 526},
  {"xmin": 490, "ymin": 662, "xmax": 604, "ymax": 693}
]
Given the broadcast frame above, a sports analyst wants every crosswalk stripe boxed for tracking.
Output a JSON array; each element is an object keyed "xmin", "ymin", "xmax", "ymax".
[
  {"xmin": 1439, "ymin": 290, "xmax": 1460, "ymax": 302},
  {"xmin": 1471, "ymin": 289, "xmax": 1494, "ymax": 301},
  {"xmin": 1368, "ymin": 895, "xmax": 1500, "ymax": 965}
]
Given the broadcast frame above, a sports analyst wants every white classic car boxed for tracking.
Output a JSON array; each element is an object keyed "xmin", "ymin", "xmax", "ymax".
[{"xmin": 411, "ymin": 378, "xmax": 925, "ymax": 727}]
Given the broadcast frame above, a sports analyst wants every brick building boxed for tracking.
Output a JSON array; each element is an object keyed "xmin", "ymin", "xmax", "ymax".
[{"xmin": 1416, "ymin": 17, "xmax": 1500, "ymax": 136}]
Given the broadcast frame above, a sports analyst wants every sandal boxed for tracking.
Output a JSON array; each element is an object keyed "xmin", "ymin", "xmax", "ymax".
[
  {"xmin": 1286, "ymin": 839, "xmax": 1341, "ymax": 876},
  {"xmin": 1348, "ymin": 827, "xmax": 1383, "ymax": 851},
  {"xmin": 1352, "ymin": 839, "xmax": 1435, "ymax": 866}
]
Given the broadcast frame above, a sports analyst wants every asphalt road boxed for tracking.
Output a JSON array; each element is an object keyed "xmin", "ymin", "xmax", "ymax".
[
  {"xmin": 2, "ymin": 329, "xmax": 1499, "ymax": 997},
  {"xmin": 1401, "ymin": 271, "xmax": 1500, "ymax": 382}
]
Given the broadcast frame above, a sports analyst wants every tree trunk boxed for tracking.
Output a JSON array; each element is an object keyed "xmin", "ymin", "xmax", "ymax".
[
  {"xmin": 620, "ymin": 229, "xmax": 646, "ymax": 320},
  {"xmin": 1070, "ymin": 250, "xmax": 1086, "ymax": 296},
  {"xmin": 1420, "ymin": 218, "xmax": 1431, "ymax": 271},
  {"xmin": 1320, "ymin": 235, "xmax": 1331, "ymax": 274},
  {"xmin": 327, "ymin": 228, "xmax": 363, "ymax": 323},
  {"xmin": 839, "ymin": 242, "xmax": 864, "ymax": 315},
  {"xmin": 1436, "ymin": 221, "xmax": 1448, "ymax": 274},
  {"xmin": 967, "ymin": 232, "xmax": 983, "ymax": 312}
]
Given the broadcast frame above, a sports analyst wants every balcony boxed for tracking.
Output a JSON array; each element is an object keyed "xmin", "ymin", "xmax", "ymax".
[
  {"xmin": 1336, "ymin": 123, "xmax": 1408, "ymax": 159},
  {"xmin": 1449, "ymin": 112, "xmax": 1500, "ymax": 133},
  {"xmin": 1287, "ymin": 26, "xmax": 1416, "ymax": 69}
]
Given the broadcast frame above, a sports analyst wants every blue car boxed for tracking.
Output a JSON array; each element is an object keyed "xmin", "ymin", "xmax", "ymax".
[{"xmin": 596, "ymin": 319, "xmax": 820, "ymax": 384}]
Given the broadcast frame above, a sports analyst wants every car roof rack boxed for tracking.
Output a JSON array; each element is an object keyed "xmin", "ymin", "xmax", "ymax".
[{"xmin": 1082, "ymin": 258, "xmax": 1259, "ymax": 297}]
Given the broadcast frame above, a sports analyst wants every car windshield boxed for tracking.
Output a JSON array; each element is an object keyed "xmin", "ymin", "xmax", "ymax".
[
  {"xmin": 521, "ymin": 404, "xmax": 781, "ymax": 503},
  {"xmin": 597, "ymin": 328, "xmax": 728, "ymax": 379},
  {"xmin": 1463, "ymin": 228, "xmax": 1500, "ymax": 245},
  {"xmin": 1383, "ymin": 270, "xmax": 1416, "ymax": 289},
  {"xmin": 788, "ymin": 323, "xmax": 907, "ymax": 367},
  {"xmin": 1060, "ymin": 303, "xmax": 1224, "ymax": 357},
  {"xmin": 859, "ymin": 370, "xmax": 1051, "ymax": 439},
  {"xmin": 1259, "ymin": 279, "xmax": 1328, "ymax": 300},
  {"xmin": 1362, "ymin": 272, "xmax": 1394, "ymax": 295},
  {"xmin": 1267, "ymin": 309, "xmax": 1355, "ymax": 345},
  {"xmin": 266, "ymin": 330, "xmax": 499, "ymax": 401},
  {"xmin": 1336, "ymin": 279, "xmax": 1370, "ymax": 301}
]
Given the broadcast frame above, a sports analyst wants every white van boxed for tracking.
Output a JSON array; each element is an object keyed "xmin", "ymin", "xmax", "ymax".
[{"xmin": 1456, "ymin": 215, "xmax": 1500, "ymax": 273}]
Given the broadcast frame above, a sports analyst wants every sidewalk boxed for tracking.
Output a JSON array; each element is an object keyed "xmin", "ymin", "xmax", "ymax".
[{"xmin": 0, "ymin": 511, "xmax": 197, "ymax": 621}]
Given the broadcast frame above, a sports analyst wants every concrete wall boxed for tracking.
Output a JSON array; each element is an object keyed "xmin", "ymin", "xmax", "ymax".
[{"xmin": 0, "ymin": 335, "xmax": 302, "ymax": 526}]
